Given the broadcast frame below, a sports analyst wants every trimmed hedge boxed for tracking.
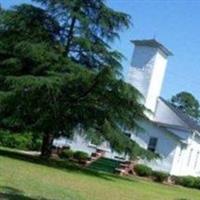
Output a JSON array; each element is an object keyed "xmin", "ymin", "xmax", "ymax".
[
  {"xmin": 174, "ymin": 176, "xmax": 195, "ymax": 188},
  {"xmin": 60, "ymin": 149, "xmax": 74, "ymax": 159},
  {"xmin": 133, "ymin": 163, "xmax": 200, "ymax": 190},
  {"xmin": 59, "ymin": 150, "xmax": 89, "ymax": 163},
  {"xmin": 152, "ymin": 171, "xmax": 169, "ymax": 183},
  {"xmin": 174, "ymin": 176, "xmax": 200, "ymax": 189},
  {"xmin": 134, "ymin": 165, "xmax": 169, "ymax": 183},
  {"xmin": 134, "ymin": 164, "xmax": 152, "ymax": 177},
  {"xmin": 0, "ymin": 130, "xmax": 42, "ymax": 151},
  {"xmin": 73, "ymin": 151, "xmax": 89, "ymax": 161}
]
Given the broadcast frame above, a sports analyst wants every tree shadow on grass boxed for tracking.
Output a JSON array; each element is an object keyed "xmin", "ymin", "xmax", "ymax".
[
  {"xmin": 0, "ymin": 186, "xmax": 50, "ymax": 200},
  {"xmin": 175, "ymin": 199, "xmax": 190, "ymax": 200},
  {"xmin": 0, "ymin": 148, "xmax": 136, "ymax": 183}
]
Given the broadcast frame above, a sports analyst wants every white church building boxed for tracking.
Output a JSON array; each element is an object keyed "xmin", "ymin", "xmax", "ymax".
[{"xmin": 54, "ymin": 39, "xmax": 200, "ymax": 177}]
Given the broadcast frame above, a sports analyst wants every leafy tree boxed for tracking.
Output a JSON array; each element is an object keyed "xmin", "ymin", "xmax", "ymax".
[
  {"xmin": 34, "ymin": 0, "xmax": 130, "ymax": 74},
  {"xmin": 170, "ymin": 91, "xmax": 200, "ymax": 120},
  {"xmin": 0, "ymin": 2, "xmax": 154, "ymax": 159}
]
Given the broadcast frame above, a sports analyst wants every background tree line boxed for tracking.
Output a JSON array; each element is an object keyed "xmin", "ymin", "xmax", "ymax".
[{"xmin": 170, "ymin": 91, "xmax": 200, "ymax": 121}]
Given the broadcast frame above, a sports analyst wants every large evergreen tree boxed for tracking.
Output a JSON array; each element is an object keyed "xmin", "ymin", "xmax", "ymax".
[{"xmin": 0, "ymin": 1, "xmax": 153, "ymax": 159}]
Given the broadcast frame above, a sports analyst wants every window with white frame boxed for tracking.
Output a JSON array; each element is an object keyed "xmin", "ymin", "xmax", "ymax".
[
  {"xmin": 194, "ymin": 151, "xmax": 200, "ymax": 169},
  {"xmin": 147, "ymin": 137, "xmax": 158, "ymax": 153},
  {"xmin": 177, "ymin": 146, "xmax": 183, "ymax": 163},
  {"xmin": 187, "ymin": 148, "xmax": 193, "ymax": 167}
]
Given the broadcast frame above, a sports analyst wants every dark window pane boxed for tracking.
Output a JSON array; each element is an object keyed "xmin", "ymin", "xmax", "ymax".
[{"xmin": 148, "ymin": 137, "xmax": 158, "ymax": 152}]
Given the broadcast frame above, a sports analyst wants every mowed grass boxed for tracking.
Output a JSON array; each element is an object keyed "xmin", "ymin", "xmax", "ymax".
[{"xmin": 0, "ymin": 148, "xmax": 200, "ymax": 200}]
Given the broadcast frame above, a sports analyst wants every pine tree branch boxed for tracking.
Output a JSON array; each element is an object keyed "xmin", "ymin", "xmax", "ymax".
[{"xmin": 65, "ymin": 16, "xmax": 76, "ymax": 56}]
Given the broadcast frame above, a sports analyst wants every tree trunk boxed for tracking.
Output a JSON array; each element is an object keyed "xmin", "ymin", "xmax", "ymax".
[{"xmin": 41, "ymin": 133, "xmax": 54, "ymax": 158}]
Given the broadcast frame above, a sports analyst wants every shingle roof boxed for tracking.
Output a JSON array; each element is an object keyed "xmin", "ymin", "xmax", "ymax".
[
  {"xmin": 159, "ymin": 97, "xmax": 200, "ymax": 133},
  {"xmin": 153, "ymin": 121, "xmax": 190, "ymax": 132},
  {"xmin": 131, "ymin": 39, "xmax": 173, "ymax": 56},
  {"xmin": 152, "ymin": 121, "xmax": 188, "ymax": 144}
]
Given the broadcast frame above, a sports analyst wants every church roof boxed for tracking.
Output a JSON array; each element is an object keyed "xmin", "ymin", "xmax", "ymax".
[
  {"xmin": 153, "ymin": 121, "xmax": 190, "ymax": 132},
  {"xmin": 152, "ymin": 121, "xmax": 188, "ymax": 144},
  {"xmin": 159, "ymin": 97, "xmax": 200, "ymax": 133},
  {"xmin": 131, "ymin": 39, "xmax": 173, "ymax": 56}
]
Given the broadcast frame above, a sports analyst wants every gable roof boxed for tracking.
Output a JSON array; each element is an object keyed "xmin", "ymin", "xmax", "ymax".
[
  {"xmin": 131, "ymin": 39, "xmax": 173, "ymax": 56},
  {"xmin": 153, "ymin": 121, "xmax": 190, "ymax": 132},
  {"xmin": 159, "ymin": 97, "xmax": 200, "ymax": 133},
  {"xmin": 152, "ymin": 121, "xmax": 188, "ymax": 144}
]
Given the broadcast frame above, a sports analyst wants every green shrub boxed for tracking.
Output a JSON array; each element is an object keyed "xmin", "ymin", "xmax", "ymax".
[
  {"xmin": 0, "ymin": 130, "xmax": 42, "ymax": 151},
  {"xmin": 30, "ymin": 138, "xmax": 42, "ymax": 151},
  {"xmin": 175, "ymin": 176, "xmax": 196, "ymax": 188},
  {"xmin": 174, "ymin": 176, "xmax": 200, "ymax": 189},
  {"xmin": 73, "ymin": 151, "xmax": 89, "ymax": 161},
  {"xmin": 60, "ymin": 149, "xmax": 74, "ymax": 159},
  {"xmin": 152, "ymin": 171, "xmax": 169, "ymax": 183},
  {"xmin": 134, "ymin": 164, "xmax": 152, "ymax": 177},
  {"xmin": 194, "ymin": 178, "xmax": 200, "ymax": 189}
]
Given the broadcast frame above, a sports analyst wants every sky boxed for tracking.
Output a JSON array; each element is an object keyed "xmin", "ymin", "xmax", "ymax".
[{"xmin": 1, "ymin": 0, "xmax": 200, "ymax": 101}]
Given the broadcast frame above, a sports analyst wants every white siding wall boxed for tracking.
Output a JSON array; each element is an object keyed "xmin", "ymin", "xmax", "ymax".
[
  {"xmin": 154, "ymin": 98, "xmax": 187, "ymax": 127},
  {"xmin": 131, "ymin": 121, "xmax": 178, "ymax": 173},
  {"xmin": 53, "ymin": 134, "xmax": 127, "ymax": 160},
  {"xmin": 127, "ymin": 46, "xmax": 168, "ymax": 116},
  {"xmin": 127, "ymin": 46, "xmax": 157, "ymax": 100},
  {"xmin": 130, "ymin": 46, "xmax": 157, "ymax": 68},
  {"xmin": 53, "ymin": 122, "xmax": 200, "ymax": 176},
  {"xmin": 53, "ymin": 121, "xmax": 179, "ymax": 173},
  {"xmin": 127, "ymin": 67, "xmax": 151, "ymax": 103},
  {"xmin": 145, "ymin": 50, "xmax": 168, "ymax": 114},
  {"xmin": 171, "ymin": 133, "xmax": 200, "ymax": 177}
]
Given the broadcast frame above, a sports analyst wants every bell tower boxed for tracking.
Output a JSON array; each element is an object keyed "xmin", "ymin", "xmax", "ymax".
[{"xmin": 127, "ymin": 39, "xmax": 172, "ymax": 117}]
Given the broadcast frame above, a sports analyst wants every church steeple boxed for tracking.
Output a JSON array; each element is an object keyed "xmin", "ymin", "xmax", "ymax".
[{"xmin": 127, "ymin": 39, "xmax": 172, "ymax": 118}]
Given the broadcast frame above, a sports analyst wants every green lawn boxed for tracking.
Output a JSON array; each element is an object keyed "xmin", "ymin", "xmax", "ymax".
[{"xmin": 0, "ymin": 148, "xmax": 200, "ymax": 200}]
